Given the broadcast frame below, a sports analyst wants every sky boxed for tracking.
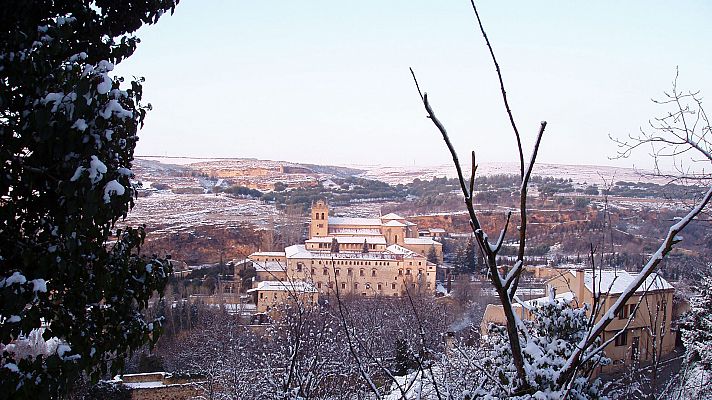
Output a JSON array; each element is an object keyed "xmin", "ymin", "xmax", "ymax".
[{"xmin": 115, "ymin": 0, "xmax": 712, "ymax": 170}]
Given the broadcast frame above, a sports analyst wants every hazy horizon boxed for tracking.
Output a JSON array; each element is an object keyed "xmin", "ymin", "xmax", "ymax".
[{"xmin": 117, "ymin": 1, "xmax": 712, "ymax": 172}]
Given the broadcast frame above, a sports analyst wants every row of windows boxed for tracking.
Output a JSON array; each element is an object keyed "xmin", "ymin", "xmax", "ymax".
[
  {"xmin": 296, "ymin": 264, "xmax": 427, "ymax": 278},
  {"xmin": 616, "ymin": 300, "xmax": 668, "ymax": 321},
  {"xmin": 310, "ymin": 260, "xmax": 393, "ymax": 266},
  {"xmin": 312, "ymin": 281, "xmax": 432, "ymax": 291}
]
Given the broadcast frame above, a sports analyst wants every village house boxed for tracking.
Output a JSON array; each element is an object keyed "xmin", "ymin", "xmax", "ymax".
[
  {"xmin": 481, "ymin": 267, "xmax": 675, "ymax": 372},
  {"xmin": 246, "ymin": 280, "xmax": 319, "ymax": 315}
]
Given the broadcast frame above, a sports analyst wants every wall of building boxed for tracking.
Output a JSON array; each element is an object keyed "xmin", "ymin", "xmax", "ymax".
[
  {"xmin": 284, "ymin": 256, "xmax": 436, "ymax": 297},
  {"xmin": 253, "ymin": 288, "xmax": 318, "ymax": 314},
  {"xmin": 548, "ymin": 271, "xmax": 675, "ymax": 372}
]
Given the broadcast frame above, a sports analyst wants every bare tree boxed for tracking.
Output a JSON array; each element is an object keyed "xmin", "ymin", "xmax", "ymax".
[{"xmin": 410, "ymin": 1, "xmax": 712, "ymax": 397}]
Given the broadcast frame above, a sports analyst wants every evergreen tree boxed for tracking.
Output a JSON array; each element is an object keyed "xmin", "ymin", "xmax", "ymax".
[
  {"xmin": 426, "ymin": 245, "xmax": 439, "ymax": 264},
  {"xmin": 1, "ymin": 1, "xmax": 178, "ymax": 397},
  {"xmin": 464, "ymin": 237, "xmax": 477, "ymax": 272},
  {"xmin": 681, "ymin": 277, "xmax": 712, "ymax": 370}
]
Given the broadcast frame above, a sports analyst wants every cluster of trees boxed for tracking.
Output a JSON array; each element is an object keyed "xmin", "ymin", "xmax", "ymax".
[
  {"xmin": 260, "ymin": 176, "xmax": 407, "ymax": 208},
  {"xmin": 118, "ymin": 293, "xmax": 451, "ymax": 399}
]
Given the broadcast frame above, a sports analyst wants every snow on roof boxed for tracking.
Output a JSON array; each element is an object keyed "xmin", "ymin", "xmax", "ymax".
[
  {"xmin": 383, "ymin": 220, "xmax": 407, "ymax": 227},
  {"xmin": 380, "ymin": 213, "xmax": 405, "ymax": 220},
  {"xmin": 246, "ymin": 280, "xmax": 318, "ymax": 293},
  {"xmin": 122, "ymin": 381, "xmax": 166, "ymax": 389},
  {"xmin": 250, "ymin": 251, "xmax": 286, "ymax": 257},
  {"xmin": 251, "ymin": 260, "xmax": 286, "ymax": 272},
  {"xmin": 387, "ymin": 244, "xmax": 421, "ymax": 258},
  {"xmin": 285, "ymin": 244, "xmax": 313, "ymax": 258},
  {"xmin": 583, "ymin": 269, "xmax": 673, "ymax": 295},
  {"xmin": 404, "ymin": 237, "xmax": 441, "ymax": 246},
  {"xmin": 328, "ymin": 216, "xmax": 382, "ymax": 226},
  {"xmin": 520, "ymin": 291, "xmax": 576, "ymax": 308},
  {"xmin": 286, "ymin": 244, "xmax": 403, "ymax": 261},
  {"xmin": 428, "ymin": 228, "xmax": 446, "ymax": 233},
  {"xmin": 405, "ymin": 221, "xmax": 417, "ymax": 226},
  {"xmin": 329, "ymin": 228, "xmax": 382, "ymax": 236},
  {"xmin": 306, "ymin": 236, "xmax": 386, "ymax": 244}
]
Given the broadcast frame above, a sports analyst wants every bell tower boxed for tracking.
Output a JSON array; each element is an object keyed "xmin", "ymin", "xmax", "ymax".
[{"xmin": 309, "ymin": 199, "xmax": 329, "ymax": 238}]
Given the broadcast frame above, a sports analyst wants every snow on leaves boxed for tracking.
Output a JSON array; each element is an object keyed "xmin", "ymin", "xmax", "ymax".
[{"xmin": 1, "ymin": 1, "xmax": 178, "ymax": 397}]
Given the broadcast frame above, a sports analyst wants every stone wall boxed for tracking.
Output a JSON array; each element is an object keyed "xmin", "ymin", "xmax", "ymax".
[
  {"xmin": 117, "ymin": 373, "xmax": 206, "ymax": 400},
  {"xmin": 129, "ymin": 384, "xmax": 203, "ymax": 400}
]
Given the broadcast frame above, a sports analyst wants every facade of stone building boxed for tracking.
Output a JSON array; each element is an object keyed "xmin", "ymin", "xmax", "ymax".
[
  {"xmin": 244, "ymin": 200, "xmax": 441, "ymax": 299},
  {"xmin": 246, "ymin": 280, "xmax": 318, "ymax": 314}
]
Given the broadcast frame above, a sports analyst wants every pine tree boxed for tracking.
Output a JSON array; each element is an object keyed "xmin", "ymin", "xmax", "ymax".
[
  {"xmin": 464, "ymin": 237, "xmax": 477, "ymax": 272},
  {"xmin": 426, "ymin": 245, "xmax": 438, "ymax": 264},
  {"xmin": 1, "ymin": 1, "xmax": 178, "ymax": 397},
  {"xmin": 681, "ymin": 277, "xmax": 712, "ymax": 370}
]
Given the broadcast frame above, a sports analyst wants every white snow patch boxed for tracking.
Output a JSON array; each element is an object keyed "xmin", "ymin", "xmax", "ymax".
[
  {"xmin": 96, "ymin": 75, "xmax": 112, "ymax": 95},
  {"xmin": 103, "ymin": 180, "xmax": 125, "ymax": 203},
  {"xmin": 88, "ymin": 155, "xmax": 107, "ymax": 184},
  {"xmin": 31, "ymin": 279, "xmax": 47, "ymax": 293},
  {"xmin": 2, "ymin": 272, "xmax": 27, "ymax": 286},
  {"xmin": 71, "ymin": 119, "xmax": 88, "ymax": 131}
]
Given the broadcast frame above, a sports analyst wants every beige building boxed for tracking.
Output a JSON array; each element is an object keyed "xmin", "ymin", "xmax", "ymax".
[
  {"xmin": 481, "ymin": 268, "xmax": 675, "ymax": 371},
  {"xmin": 309, "ymin": 200, "xmax": 443, "ymax": 263},
  {"xmin": 245, "ymin": 200, "xmax": 441, "ymax": 300},
  {"xmin": 247, "ymin": 280, "xmax": 319, "ymax": 314}
]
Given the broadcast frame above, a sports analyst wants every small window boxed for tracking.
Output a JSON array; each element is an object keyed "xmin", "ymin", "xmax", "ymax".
[
  {"xmin": 617, "ymin": 305, "xmax": 628, "ymax": 320},
  {"xmin": 348, "ymin": 269, "xmax": 353, "ymax": 276},
  {"xmin": 391, "ymin": 283, "xmax": 396, "ymax": 290},
  {"xmin": 371, "ymin": 269, "xmax": 376, "ymax": 277},
  {"xmin": 323, "ymin": 268, "xmax": 328, "ymax": 276},
  {"xmin": 406, "ymin": 269, "xmax": 411, "ymax": 275},
  {"xmin": 628, "ymin": 304, "xmax": 636, "ymax": 318},
  {"xmin": 354, "ymin": 283, "xmax": 359, "ymax": 290},
  {"xmin": 360, "ymin": 269, "xmax": 365, "ymax": 277},
  {"xmin": 317, "ymin": 282, "xmax": 322, "ymax": 289},
  {"xmin": 378, "ymin": 283, "xmax": 383, "ymax": 290},
  {"xmin": 296, "ymin": 263, "xmax": 303, "ymax": 273},
  {"xmin": 341, "ymin": 282, "xmax": 346, "ymax": 289},
  {"xmin": 615, "ymin": 330, "xmax": 628, "ymax": 347},
  {"xmin": 335, "ymin": 269, "xmax": 340, "ymax": 276}
]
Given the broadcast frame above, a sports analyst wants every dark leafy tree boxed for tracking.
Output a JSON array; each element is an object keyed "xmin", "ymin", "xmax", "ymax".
[
  {"xmin": 464, "ymin": 237, "xmax": 477, "ymax": 273},
  {"xmin": 1, "ymin": 1, "xmax": 178, "ymax": 397},
  {"xmin": 426, "ymin": 245, "xmax": 439, "ymax": 264}
]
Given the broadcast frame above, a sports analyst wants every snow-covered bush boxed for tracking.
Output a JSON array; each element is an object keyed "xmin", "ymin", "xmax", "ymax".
[
  {"xmin": 1, "ymin": 2, "xmax": 177, "ymax": 397},
  {"xmin": 675, "ymin": 276, "xmax": 712, "ymax": 398},
  {"xmin": 479, "ymin": 298, "xmax": 609, "ymax": 399}
]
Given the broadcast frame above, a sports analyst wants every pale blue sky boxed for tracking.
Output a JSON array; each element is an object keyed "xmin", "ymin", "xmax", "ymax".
[{"xmin": 115, "ymin": 0, "xmax": 712, "ymax": 170}]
